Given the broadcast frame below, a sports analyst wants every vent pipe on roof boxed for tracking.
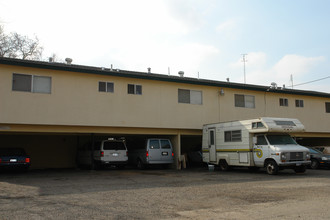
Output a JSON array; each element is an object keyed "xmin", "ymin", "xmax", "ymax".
[
  {"xmin": 178, "ymin": 71, "xmax": 184, "ymax": 77},
  {"xmin": 65, "ymin": 58, "xmax": 73, "ymax": 65},
  {"xmin": 49, "ymin": 57, "xmax": 53, "ymax": 62},
  {"xmin": 147, "ymin": 67, "xmax": 151, "ymax": 73}
]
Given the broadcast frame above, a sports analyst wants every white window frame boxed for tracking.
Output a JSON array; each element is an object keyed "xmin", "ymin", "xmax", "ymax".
[
  {"xmin": 12, "ymin": 73, "xmax": 51, "ymax": 94},
  {"xmin": 178, "ymin": 89, "xmax": 203, "ymax": 105},
  {"xmin": 128, "ymin": 84, "xmax": 142, "ymax": 95},
  {"xmin": 99, "ymin": 81, "xmax": 114, "ymax": 93},
  {"xmin": 234, "ymin": 94, "xmax": 255, "ymax": 108}
]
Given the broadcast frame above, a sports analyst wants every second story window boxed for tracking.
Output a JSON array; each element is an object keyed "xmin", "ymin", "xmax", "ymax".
[
  {"xmin": 178, "ymin": 89, "xmax": 202, "ymax": 105},
  {"xmin": 279, "ymin": 98, "xmax": 288, "ymax": 107},
  {"xmin": 234, "ymin": 94, "xmax": 255, "ymax": 108},
  {"xmin": 12, "ymin": 73, "xmax": 51, "ymax": 94},
  {"xmin": 99, "ymin": 81, "xmax": 114, "ymax": 93},
  {"xmin": 295, "ymin": 99, "xmax": 304, "ymax": 108},
  {"xmin": 128, "ymin": 84, "xmax": 142, "ymax": 95}
]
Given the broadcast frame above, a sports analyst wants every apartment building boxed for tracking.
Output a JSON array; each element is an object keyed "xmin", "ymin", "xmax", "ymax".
[{"xmin": 1, "ymin": 57, "xmax": 330, "ymax": 169}]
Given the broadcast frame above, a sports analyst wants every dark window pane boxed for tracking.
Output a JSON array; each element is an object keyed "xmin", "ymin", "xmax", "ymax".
[
  {"xmin": 136, "ymin": 85, "xmax": 142, "ymax": 95},
  {"xmin": 12, "ymin": 73, "xmax": 32, "ymax": 92},
  {"xmin": 99, "ymin": 82, "xmax": 106, "ymax": 92},
  {"xmin": 107, "ymin": 82, "xmax": 114, "ymax": 93},
  {"xmin": 224, "ymin": 131, "xmax": 231, "ymax": 142},
  {"xmin": 235, "ymin": 94, "xmax": 245, "ymax": 107},
  {"xmin": 160, "ymin": 140, "xmax": 171, "ymax": 149},
  {"xmin": 128, "ymin": 84, "xmax": 135, "ymax": 94}
]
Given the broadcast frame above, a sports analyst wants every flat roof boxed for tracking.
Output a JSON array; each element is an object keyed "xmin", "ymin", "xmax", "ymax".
[{"xmin": 1, "ymin": 57, "xmax": 330, "ymax": 98}]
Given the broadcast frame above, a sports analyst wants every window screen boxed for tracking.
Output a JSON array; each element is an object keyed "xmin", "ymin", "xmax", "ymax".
[
  {"xmin": 33, "ymin": 76, "xmax": 51, "ymax": 93},
  {"xmin": 178, "ymin": 89, "xmax": 190, "ymax": 103},
  {"xmin": 295, "ymin": 100, "xmax": 304, "ymax": 108}
]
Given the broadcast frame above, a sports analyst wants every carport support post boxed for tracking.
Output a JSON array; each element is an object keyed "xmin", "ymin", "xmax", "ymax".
[
  {"xmin": 170, "ymin": 134, "xmax": 181, "ymax": 170},
  {"xmin": 91, "ymin": 133, "xmax": 95, "ymax": 170}
]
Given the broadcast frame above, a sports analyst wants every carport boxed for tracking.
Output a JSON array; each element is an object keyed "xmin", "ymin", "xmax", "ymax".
[{"xmin": 0, "ymin": 125, "xmax": 202, "ymax": 170}]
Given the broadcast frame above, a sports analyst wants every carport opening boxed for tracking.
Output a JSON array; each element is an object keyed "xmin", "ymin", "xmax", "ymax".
[
  {"xmin": 180, "ymin": 135, "xmax": 204, "ymax": 168},
  {"xmin": 296, "ymin": 137, "xmax": 330, "ymax": 154}
]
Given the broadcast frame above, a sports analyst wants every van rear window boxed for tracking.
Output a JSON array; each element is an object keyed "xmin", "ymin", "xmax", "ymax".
[
  {"xmin": 103, "ymin": 142, "xmax": 126, "ymax": 150},
  {"xmin": 161, "ymin": 140, "xmax": 171, "ymax": 149}
]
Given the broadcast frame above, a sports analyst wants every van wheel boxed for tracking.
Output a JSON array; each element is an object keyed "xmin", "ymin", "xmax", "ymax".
[
  {"xmin": 219, "ymin": 160, "xmax": 229, "ymax": 171},
  {"xmin": 137, "ymin": 159, "xmax": 145, "ymax": 170},
  {"xmin": 266, "ymin": 160, "xmax": 279, "ymax": 175}
]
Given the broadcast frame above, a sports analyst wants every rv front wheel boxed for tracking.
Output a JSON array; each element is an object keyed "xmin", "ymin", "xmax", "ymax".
[{"xmin": 266, "ymin": 160, "xmax": 279, "ymax": 175}]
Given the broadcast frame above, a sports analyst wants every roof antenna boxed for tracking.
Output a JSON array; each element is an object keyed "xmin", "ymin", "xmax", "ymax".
[{"xmin": 241, "ymin": 54, "xmax": 248, "ymax": 84}]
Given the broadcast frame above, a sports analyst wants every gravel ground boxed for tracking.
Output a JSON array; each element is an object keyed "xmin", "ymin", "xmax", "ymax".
[{"xmin": 0, "ymin": 167, "xmax": 330, "ymax": 220}]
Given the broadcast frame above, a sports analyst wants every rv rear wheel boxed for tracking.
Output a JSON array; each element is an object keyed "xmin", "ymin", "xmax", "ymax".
[
  {"xmin": 219, "ymin": 160, "xmax": 229, "ymax": 171},
  {"xmin": 266, "ymin": 160, "xmax": 279, "ymax": 175}
]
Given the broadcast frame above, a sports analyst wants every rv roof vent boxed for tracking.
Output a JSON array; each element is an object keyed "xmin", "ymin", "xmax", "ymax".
[
  {"xmin": 178, "ymin": 71, "xmax": 184, "ymax": 77},
  {"xmin": 65, "ymin": 58, "xmax": 73, "ymax": 64}
]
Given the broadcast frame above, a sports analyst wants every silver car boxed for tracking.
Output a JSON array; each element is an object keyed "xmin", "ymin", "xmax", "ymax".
[{"xmin": 77, "ymin": 139, "xmax": 128, "ymax": 169}]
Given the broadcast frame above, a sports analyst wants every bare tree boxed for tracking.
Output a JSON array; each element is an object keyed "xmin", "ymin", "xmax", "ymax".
[
  {"xmin": 0, "ymin": 25, "xmax": 43, "ymax": 60},
  {"xmin": 0, "ymin": 25, "xmax": 13, "ymax": 57}
]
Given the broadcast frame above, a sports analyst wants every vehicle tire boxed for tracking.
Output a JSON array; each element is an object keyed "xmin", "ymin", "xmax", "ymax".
[
  {"xmin": 310, "ymin": 159, "xmax": 319, "ymax": 169},
  {"xmin": 294, "ymin": 165, "xmax": 306, "ymax": 174},
  {"xmin": 266, "ymin": 160, "xmax": 279, "ymax": 175},
  {"xmin": 137, "ymin": 159, "xmax": 145, "ymax": 170},
  {"xmin": 219, "ymin": 160, "xmax": 230, "ymax": 171}
]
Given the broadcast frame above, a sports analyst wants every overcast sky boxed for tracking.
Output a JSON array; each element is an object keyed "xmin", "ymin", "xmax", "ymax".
[{"xmin": 1, "ymin": 0, "xmax": 330, "ymax": 92}]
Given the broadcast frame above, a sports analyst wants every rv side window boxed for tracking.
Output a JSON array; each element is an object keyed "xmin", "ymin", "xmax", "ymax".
[
  {"xmin": 160, "ymin": 140, "xmax": 171, "ymax": 149},
  {"xmin": 274, "ymin": 120, "xmax": 296, "ymax": 126},
  {"xmin": 149, "ymin": 140, "xmax": 160, "ymax": 149},
  {"xmin": 224, "ymin": 130, "xmax": 242, "ymax": 142},
  {"xmin": 256, "ymin": 136, "xmax": 268, "ymax": 145},
  {"xmin": 210, "ymin": 130, "xmax": 215, "ymax": 145}
]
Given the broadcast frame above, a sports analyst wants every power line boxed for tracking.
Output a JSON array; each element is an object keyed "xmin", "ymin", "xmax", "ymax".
[{"xmin": 293, "ymin": 75, "xmax": 330, "ymax": 87}]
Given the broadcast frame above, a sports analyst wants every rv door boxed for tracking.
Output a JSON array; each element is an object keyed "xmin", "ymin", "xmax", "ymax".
[{"xmin": 209, "ymin": 128, "xmax": 217, "ymax": 162}]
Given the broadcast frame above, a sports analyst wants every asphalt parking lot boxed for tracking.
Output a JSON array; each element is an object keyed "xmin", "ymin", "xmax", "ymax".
[{"xmin": 1, "ymin": 167, "xmax": 330, "ymax": 220}]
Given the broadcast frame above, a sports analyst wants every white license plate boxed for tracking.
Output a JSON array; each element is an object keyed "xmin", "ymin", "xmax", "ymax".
[
  {"xmin": 10, "ymin": 159, "xmax": 17, "ymax": 162},
  {"xmin": 112, "ymin": 153, "xmax": 119, "ymax": 157}
]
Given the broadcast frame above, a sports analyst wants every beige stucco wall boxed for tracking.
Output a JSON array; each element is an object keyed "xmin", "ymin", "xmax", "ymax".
[{"xmin": 1, "ymin": 64, "xmax": 330, "ymax": 135}]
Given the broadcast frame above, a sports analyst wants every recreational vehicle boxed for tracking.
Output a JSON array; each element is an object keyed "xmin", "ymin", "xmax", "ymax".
[{"xmin": 202, "ymin": 117, "xmax": 311, "ymax": 175}]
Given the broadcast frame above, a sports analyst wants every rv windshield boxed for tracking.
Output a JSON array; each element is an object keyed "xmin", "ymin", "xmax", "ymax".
[{"xmin": 266, "ymin": 135, "xmax": 297, "ymax": 145}]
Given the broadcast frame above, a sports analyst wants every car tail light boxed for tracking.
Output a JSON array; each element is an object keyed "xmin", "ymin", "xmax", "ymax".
[
  {"xmin": 126, "ymin": 151, "xmax": 128, "ymax": 156},
  {"xmin": 25, "ymin": 158, "xmax": 30, "ymax": 163},
  {"xmin": 100, "ymin": 151, "xmax": 104, "ymax": 157},
  {"xmin": 0, "ymin": 158, "xmax": 2, "ymax": 163},
  {"xmin": 172, "ymin": 152, "xmax": 174, "ymax": 157},
  {"xmin": 146, "ymin": 151, "xmax": 149, "ymax": 157}
]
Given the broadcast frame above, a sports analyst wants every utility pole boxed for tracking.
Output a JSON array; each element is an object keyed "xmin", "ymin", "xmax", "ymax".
[{"xmin": 241, "ymin": 54, "xmax": 248, "ymax": 84}]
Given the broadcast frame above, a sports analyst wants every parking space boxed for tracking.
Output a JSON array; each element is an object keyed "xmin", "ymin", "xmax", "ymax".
[{"xmin": 1, "ymin": 167, "xmax": 330, "ymax": 219}]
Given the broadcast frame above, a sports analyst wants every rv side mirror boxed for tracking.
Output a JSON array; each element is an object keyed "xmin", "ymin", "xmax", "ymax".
[{"xmin": 253, "ymin": 137, "xmax": 257, "ymax": 145}]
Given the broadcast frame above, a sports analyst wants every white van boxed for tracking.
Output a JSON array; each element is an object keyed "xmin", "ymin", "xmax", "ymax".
[
  {"xmin": 77, "ymin": 138, "xmax": 128, "ymax": 169},
  {"xmin": 202, "ymin": 117, "xmax": 311, "ymax": 175},
  {"xmin": 128, "ymin": 138, "xmax": 174, "ymax": 169}
]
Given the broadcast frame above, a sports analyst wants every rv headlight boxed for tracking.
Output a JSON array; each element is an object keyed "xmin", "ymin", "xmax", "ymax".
[
  {"xmin": 281, "ymin": 153, "xmax": 287, "ymax": 160},
  {"xmin": 306, "ymin": 153, "xmax": 310, "ymax": 160},
  {"xmin": 322, "ymin": 157, "xmax": 328, "ymax": 161}
]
